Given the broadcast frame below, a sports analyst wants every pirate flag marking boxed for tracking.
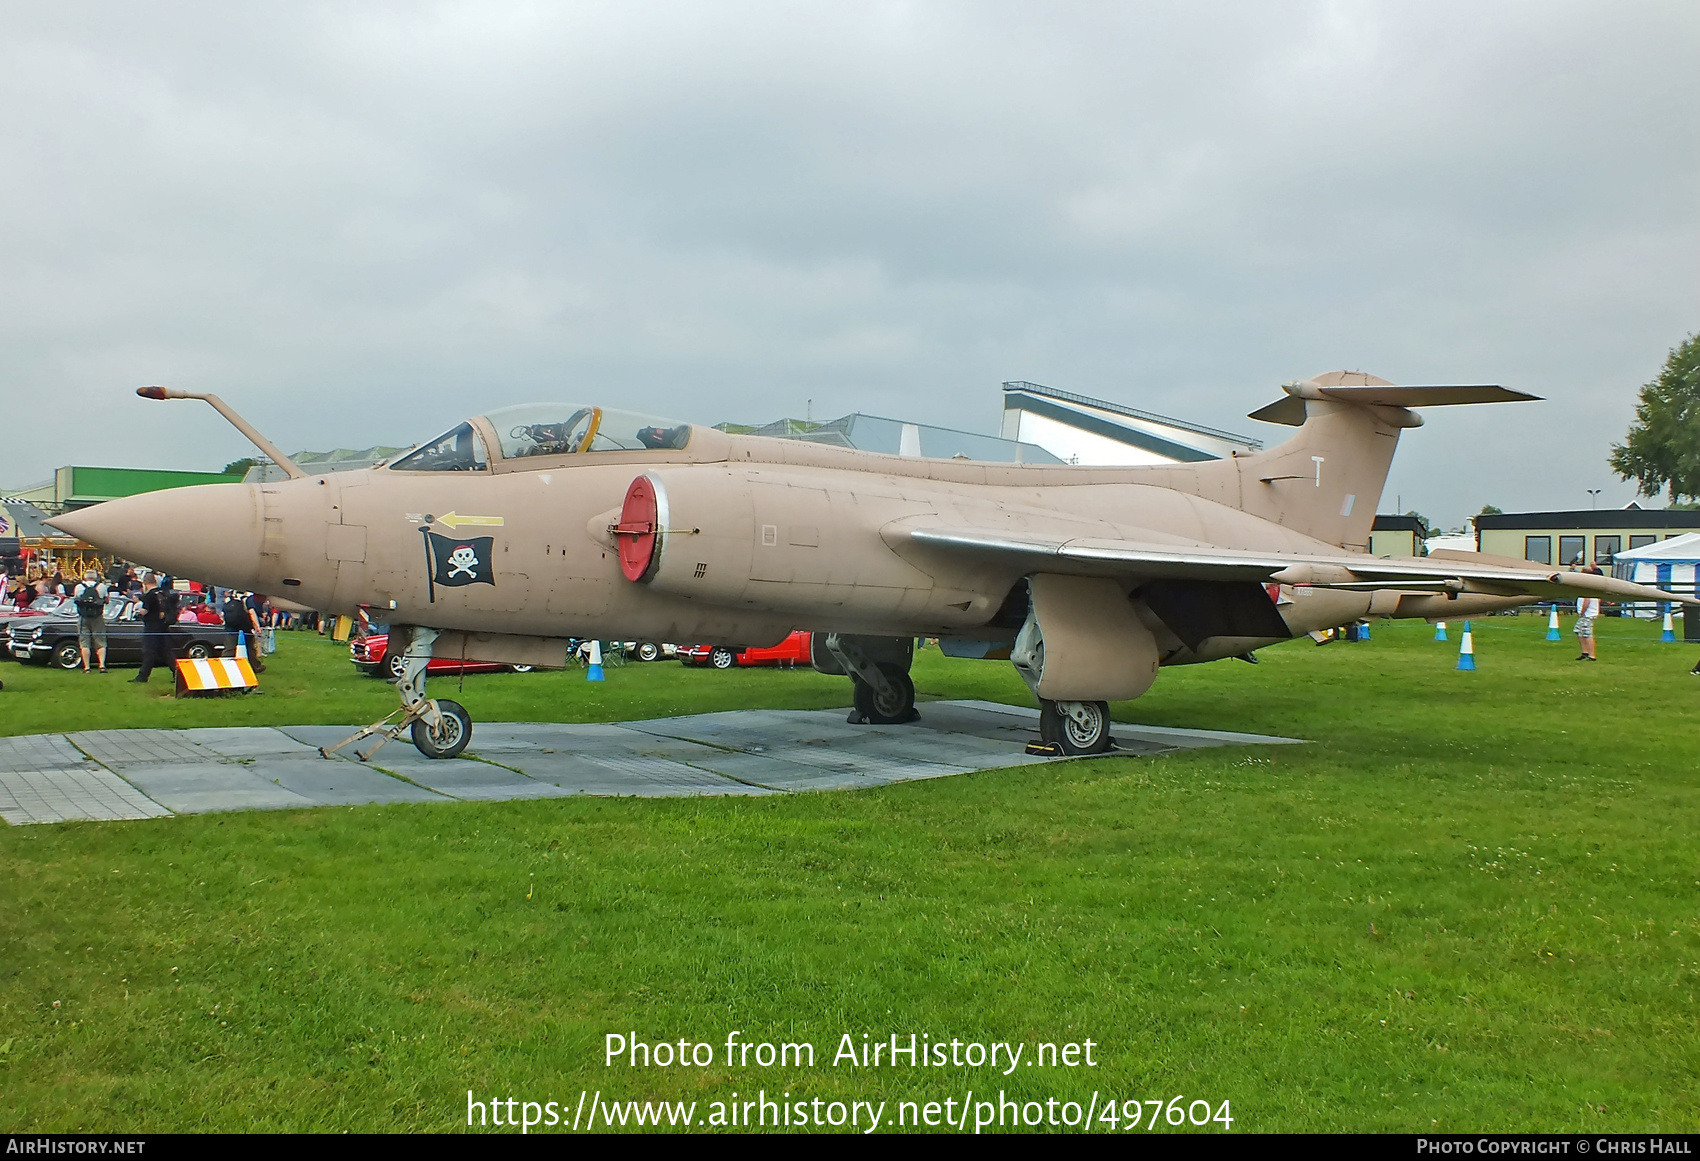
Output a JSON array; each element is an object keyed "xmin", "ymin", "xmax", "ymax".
[{"xmin": 424, "ymin": 531, "xmax": 495, "ymax": 601}]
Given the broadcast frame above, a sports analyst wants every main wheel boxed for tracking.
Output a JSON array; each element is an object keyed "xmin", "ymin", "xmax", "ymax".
[
  {"xmin": 710, "ymin": 647, "xmax": 736, "ymax": 669},
  {"xmin": 1039, "ymin": 699, "xmax": 1112, "ymax": 755},
  {"xmin": 52, "ymin": 641, "xmax": 82, "ymax": 670},
  {"xmin": 411, "ymin": 699, "xmax": 472, "ymax": 759},
  {"xmin": 636, "ymin": 641, "xmax": 661, "ymax": 663},
  {"xmin": 852, "ymin": 664, "xmax": 916, "ymax": 724}
]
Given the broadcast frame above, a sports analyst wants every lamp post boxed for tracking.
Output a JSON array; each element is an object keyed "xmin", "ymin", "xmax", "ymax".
[{"xmin": 1586, "ymin": 489, "xmax": 1601, "ymax": 509}]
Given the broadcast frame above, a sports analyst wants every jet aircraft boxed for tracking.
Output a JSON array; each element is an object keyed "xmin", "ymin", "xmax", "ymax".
[{"xmin": 50, "ymin": 374, "xmax": 1694, "ymax": 760}]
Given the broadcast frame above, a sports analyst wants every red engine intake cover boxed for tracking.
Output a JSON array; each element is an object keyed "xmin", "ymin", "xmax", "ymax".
[{"xmin": 614, "ymin": 476, "xmax": 660, "ymax": 582}]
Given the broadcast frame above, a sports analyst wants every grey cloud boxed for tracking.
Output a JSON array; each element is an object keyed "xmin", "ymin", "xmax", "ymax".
[{"xmin": 1, "ymin": 1, "xmax": 1695, "ymax": 525}]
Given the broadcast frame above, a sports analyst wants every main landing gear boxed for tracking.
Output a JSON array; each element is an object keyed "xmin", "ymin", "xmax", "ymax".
[
  {"xmin": 1036, "ymin": 699, "xmax": 1113, "ymax": 756},
  {"xmin": 822, "ymin": 633, "xmax": 919, "ymax": 725},
  {"xmin": 319, "ymin": 626, "xmax": 473, "ymax": 761}
]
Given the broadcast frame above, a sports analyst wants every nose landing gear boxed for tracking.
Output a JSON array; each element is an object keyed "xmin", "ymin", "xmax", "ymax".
[{"xmin": 318, "ymin": 626, "xmax": 474, "ymax": 761}]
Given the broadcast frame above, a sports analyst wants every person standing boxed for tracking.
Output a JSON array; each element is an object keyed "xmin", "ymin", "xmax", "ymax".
[
  {"xmin": 132, "ymin": 574, "xmax": 173, "ymax": 683},
  {"xmin": 223, "ymin": 590, "xmax": 266, "ymax": 673},
  {"xmin": 1574, "ymin": 591, "xmax": 1600, "ymax": 661},
  {"xmin": 73, "ymin": 569, "xmax": 109, "ymax": 673}
]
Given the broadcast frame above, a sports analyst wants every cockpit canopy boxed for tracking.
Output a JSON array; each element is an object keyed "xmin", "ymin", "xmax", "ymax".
[{"xmin": 389, "ymin": 405, "xmax": 693, "ymax": 472}]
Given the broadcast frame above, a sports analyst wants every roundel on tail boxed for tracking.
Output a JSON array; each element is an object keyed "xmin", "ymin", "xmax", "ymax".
[{"xmin": 614, "ymin": 475, "xmax": 664, "ymax": 582}]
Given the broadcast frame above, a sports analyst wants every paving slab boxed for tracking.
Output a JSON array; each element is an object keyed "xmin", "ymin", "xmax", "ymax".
[
  {"xmin": 244, "ymin": 760, "xmax": 450, "ymax": 806},
  {"xmin": 0, "ymin": 767, "xmax": 171, "ymax": 825},
  {"xmin": 115, "ymin": 763, "xmax": 317, "ymax": 814},
  {"xmin": 0, "ymin": 734, "xmax": 94, "ymax": 773},
  {"xmin": 68, "ymin": 729, "xmax": 222, "ymax": 769},
  {"xmin": 474, "ymin": 751, "xmax": 777, "ymax": 797},
  {"xmin": 182, "ymin": 727, "xmax": 324, "ymax": 760}
]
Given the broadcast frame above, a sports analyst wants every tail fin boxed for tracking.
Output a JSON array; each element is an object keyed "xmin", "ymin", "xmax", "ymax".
[{"xmin": 1138, "ymin": 371, "xmax": 1538, "ymax": 551}]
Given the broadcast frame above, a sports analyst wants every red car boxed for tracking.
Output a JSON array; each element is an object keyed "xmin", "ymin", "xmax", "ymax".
[
  {"xmin": 680, "ymin": 631, "xmax": 813, "ymax": 670},
  {"xmin": 352, "ymin": 632, "xmax": 535, "ymax": 679}
]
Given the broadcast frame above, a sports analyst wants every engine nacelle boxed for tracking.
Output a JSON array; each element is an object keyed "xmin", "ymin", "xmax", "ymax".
[{"xmin": 1010, "ymin": 573, "xmax": 1161, "ymax": 702}]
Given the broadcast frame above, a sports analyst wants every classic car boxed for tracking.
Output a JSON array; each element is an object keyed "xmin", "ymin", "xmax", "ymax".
[
  {"xmin": 572, "ymin": 639, "xmax": 676, "ymax": 664},
  {"xmin": 352, "ymin": 632, "xmax": 536, "ymax": 679},
  {"xmin": 7, "ymin": 596, "xmax": 240, "ymax": 669},
  {"xmin": 679, "ymin": 631, "xmax": 813, "ymax": 670},
  {"xmin": 0, "ymin": 593, "xmax": 66, "ymax": 649}
]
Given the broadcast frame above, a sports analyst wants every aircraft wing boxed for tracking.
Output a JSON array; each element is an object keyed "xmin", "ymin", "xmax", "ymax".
[{"xmin": 899, "ymin": 527, "xmax": 1699, "ymax": 605}]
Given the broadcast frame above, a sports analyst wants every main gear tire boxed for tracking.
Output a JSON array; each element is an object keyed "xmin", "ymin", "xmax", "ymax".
[
  {"xmin": 851, "ymin": 664, "xmax": 916, "ymax": 724},
  {"xmin": 411, "ymin": 699, "xmax": 472, "ymax": 759},
  {"xmin": 1038, "ymin": 699, "xmax": 1112, "ymax": 755}
]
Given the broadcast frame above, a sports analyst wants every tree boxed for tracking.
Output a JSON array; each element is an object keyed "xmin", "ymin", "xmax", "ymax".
[
  {"xmin": 1478, "ymin": 504, "xmax": 1503, "ymax": 516},
  {"xmin": 1610, "ymin": 333, "xmax": 1700, "ymax": 504},
  {"xmin": 221, "ymin": 457, "xmax": 256, "ymax": 477}
]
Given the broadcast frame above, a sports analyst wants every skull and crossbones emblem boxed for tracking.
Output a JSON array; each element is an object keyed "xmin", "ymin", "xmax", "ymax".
[{"xmin": 446, "ymin": 544, "xmax": 480, "ymax": 579}]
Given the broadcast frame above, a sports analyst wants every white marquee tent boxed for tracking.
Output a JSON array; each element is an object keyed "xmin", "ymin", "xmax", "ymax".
[{"xmin": 1612, "ymin": 533, "xmax": 1700, "ymax": 610}]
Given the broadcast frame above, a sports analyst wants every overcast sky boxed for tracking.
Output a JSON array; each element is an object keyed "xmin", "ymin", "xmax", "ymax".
[{"xmin": 2, "ymin": 1, "xmax": 1695, "ymax": 527}]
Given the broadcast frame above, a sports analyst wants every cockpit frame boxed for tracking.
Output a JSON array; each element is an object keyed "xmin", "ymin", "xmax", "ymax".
[{"xmin": 386, "ymin": 405, "xmax": 732, "ymax": 475}]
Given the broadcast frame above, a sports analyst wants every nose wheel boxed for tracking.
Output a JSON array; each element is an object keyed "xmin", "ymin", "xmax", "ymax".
[
  {"xmin": 318, "ymin": 627, "xmax": 474, "ymax": 761},
  {"xmin": 1038, "ymin": 699, "xmax": 1112, "ymax": 755}
]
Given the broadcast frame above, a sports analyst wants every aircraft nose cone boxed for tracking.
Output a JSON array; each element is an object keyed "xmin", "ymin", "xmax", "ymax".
[{"xmin": 46, "ymin": 483, "xmax": 264, "ymax": 589}]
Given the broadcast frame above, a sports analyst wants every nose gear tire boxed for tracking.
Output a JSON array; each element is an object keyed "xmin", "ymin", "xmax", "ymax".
[
  {"xmin": 1038, "ymin": 699, "xmax": 1111, "ymax": 755},
  {"xmin": 852, "ymin": 664, "xmax": 917, "ymax": 724},
  {"xmin": 411, "ymin": 699, "xmax": 472, "ymax": 759}
]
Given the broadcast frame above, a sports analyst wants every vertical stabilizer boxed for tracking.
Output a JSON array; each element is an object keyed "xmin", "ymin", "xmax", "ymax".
[{"xmin": 1131, "ymin": 372, "xmax": 1535, "ymax": 551}]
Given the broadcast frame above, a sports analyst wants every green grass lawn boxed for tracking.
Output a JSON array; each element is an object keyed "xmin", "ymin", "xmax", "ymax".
[{"xmin": 1, "ymin": 616, "xmax": 1697, "ymax": 1133}]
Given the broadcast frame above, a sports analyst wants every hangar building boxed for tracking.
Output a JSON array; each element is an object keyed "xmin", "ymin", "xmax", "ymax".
[{"xmin": 999, "ymin": 380, "xmax": 1263, "ymax": 466}]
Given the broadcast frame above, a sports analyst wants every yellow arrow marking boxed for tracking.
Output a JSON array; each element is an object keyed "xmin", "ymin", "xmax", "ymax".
[{"xmin": 436, "ymin": 512, "xmax": 505, "ymax": 529}]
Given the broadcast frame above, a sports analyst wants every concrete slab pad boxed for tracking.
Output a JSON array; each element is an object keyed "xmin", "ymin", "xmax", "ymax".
[
  {"xmin": 3, "ymin": 699, "xmax": 1306, "ymax": 824},
  {"xmin": 375, "ymin": 759, "xmax": 577, "ymax": 802},
  {"xmin": 182, "ymin": 727, "xmax": 323, "ymax": 760},
  {"xmin": 475, "ymin": 751, "xmax": 774, "ymax": 797},
  {"xmin": 946, "ymin": 700, "xmax": 1306, "ymax": 749},
  {"xmin": 245, "ymin": 760, "xmax": 450, "ymax": 806},
  {"xmin": 0, "ymin": 734, "xmax": 93, "ymax": 773},
  {"xmin": 116, "ymin": 763, "xmax": 317, "ymax": 814},
  {"xmin": 465, "ymin": 722, "xmax": 638, "ymax": 752},
  {"xmin": 68, "ymin": 729, "xmax": 221, "ymax": 769},
  {"xmin": 0, "ymin": 767, "xmax": 171, "ymax": 825},
  {"xmin": 680, "ymin": 748, "xmax": 961, "ymax": 792}
]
